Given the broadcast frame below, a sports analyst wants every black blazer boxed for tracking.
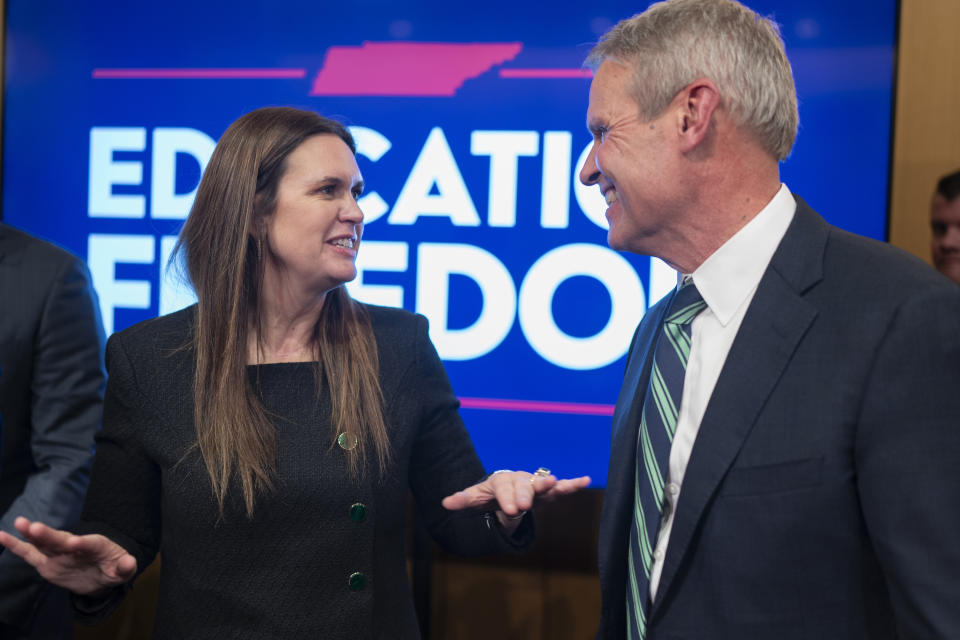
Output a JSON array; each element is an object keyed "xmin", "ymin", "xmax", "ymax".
[
  {"xmin": 76, "ymin": 303, "xmax": 530, "ymax": 639},
  {"xmin": 0, "ymin": 223, "xmax": 106, "ymax": 635},
  {"xmin": 597, "ymin": 200, "xmax": 960, "ymax": 639}
]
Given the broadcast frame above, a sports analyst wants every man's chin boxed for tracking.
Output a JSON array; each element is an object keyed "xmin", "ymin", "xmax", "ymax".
[
  {"xmin": 606, "ymin": 231, "xmax": 635, "ymax": 253},
  {"xmin": 606, "ymin": 226, "xmax": 656, "ymax": 256}
]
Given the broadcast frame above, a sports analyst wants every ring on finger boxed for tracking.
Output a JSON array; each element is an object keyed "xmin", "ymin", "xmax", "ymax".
[{"xmin": 531, "ymin": 467, "xmax": 551, "ymax": 483}]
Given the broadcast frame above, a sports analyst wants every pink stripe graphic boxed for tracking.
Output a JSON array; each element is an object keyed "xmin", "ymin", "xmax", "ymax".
[
  {"xmin": 458, "ymin": 397, "xmax": 615, "ymax": 416},
  {"xmin": 310, "ymin": 42, "xmax": 523, "ymax": 97},
  {"xmin": 499, "ymin": 68, "xmax": 593, "ymax": 79},
  {"xmin": 92, "ymin": 68, "xmax": 307, "ymax": 79}
]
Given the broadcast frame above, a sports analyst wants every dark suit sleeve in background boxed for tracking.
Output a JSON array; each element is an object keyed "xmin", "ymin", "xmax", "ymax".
[{"xmin": 0, "ymin": 254, "xmax": 106, "ymax": 632}]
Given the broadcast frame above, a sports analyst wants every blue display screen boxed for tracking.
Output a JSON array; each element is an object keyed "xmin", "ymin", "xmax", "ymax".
[{"xmin": 2, "ymin": 0, "xmax": 897, "ymax": 484}]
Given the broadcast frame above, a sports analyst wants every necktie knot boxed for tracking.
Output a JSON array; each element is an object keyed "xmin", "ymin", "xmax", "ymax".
[{"xmin": 666, "ymin": 281, "xmax": 706, "ymax": 326}]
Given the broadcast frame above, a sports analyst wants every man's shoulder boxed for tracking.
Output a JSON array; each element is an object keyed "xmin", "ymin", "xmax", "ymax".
[
  {"xmin": 780, "ymin": 199, "xmax": 956, "ymax": 306},
  {"xmin": 821, "ymin": 223, "xmax": 955, "ymax": 303},
  {"xmin": 0, "ymin": 223, "xmax": 83, "ymax": 275}
]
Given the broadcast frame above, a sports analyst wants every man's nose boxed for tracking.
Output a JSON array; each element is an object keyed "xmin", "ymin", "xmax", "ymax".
[
  {"xmin": 943, "ymin": 227, "xmax": 960, "ymax": 250},
  {"xmin": 579, "ymin": 142, "xmax": 601, "ymax": 186}
]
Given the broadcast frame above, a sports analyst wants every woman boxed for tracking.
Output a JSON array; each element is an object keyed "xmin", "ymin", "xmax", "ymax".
[{"xmin": 0, "ymin": 107, "xmax": 589, "ymax": 638}]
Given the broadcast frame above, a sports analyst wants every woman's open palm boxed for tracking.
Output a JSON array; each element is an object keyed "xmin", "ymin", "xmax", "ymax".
[{"xmin": 0, "ymin": 516, "xmax": 137, "ymax": 595}]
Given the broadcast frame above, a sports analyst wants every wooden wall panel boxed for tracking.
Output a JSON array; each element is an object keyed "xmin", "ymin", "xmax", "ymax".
[
  {"xmin": 431, "ymin": 563, "xmax": 545, "ymax": 639},
  {"xmin": 427, "ymin": 487, "xmax": 603, "ymax": 639},
  {"xmin": 428, "ymin": 564, "xmax": 600, "ymax": 639},
  {"xmin": 888, "ymin": 0, "xmax": 960, "ymax": 262},
  {"xmin": 541, "ymin": 571, "xmax": 603, "ymax": 639}
]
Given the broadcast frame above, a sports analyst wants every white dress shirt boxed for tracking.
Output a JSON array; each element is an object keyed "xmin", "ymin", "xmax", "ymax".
[{"xmin": 648, "ymin": 184, "xmax": 797, "ymax": 600}]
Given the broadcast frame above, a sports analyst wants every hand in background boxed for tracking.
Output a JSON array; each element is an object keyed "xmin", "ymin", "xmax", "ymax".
[
  {"xmin": 441, "ymin": 470, "xmax": 591, "ymax": 531},
  {"xmin": 0, "ymin": 517, "xmax": 136, "ymax": 596}
]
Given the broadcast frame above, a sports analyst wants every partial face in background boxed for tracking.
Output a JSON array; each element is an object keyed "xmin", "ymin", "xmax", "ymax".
[
  {"xmin": 579, "ymin": 60, "xmax": 686, "ymax": 257},
  {"xmin": 930, "ymin": 193, "xmax": 960, "ymax": 284},
  {"xmin": 263, "ymin": 134, "xmax": 365, "ymax": 296}
]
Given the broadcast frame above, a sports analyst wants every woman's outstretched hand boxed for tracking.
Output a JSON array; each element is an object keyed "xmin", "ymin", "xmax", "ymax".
[
  {"xmin": 0, "ymin": 516, "xmax": 137, "ymax": 595},
  {"xmin": 442, "ymin": 469, "xmax": 591, "ymax": 532}
]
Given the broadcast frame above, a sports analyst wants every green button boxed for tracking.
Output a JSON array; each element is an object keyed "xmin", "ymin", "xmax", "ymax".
[
  {"xmin": 349, "ymin": 503, "xmax": 367, "ymax": 522},
  {"xmin": 337, "ymin": 432, "xmax": 358, "ymax": 450},
  {"xmin": 348, "ymin": 572, "xmax": 366, "ymax": 591}
]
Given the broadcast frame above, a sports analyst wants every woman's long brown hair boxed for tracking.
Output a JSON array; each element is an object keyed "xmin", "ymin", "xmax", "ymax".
[{"xmin": 173, "ymin": 107, "xmax": 388, "ymax": 517}]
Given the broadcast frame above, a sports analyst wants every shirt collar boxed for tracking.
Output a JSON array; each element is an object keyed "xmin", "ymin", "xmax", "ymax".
[{"xmin": 682, "ymin": 184, "xmax": 796, "ymax": 326}]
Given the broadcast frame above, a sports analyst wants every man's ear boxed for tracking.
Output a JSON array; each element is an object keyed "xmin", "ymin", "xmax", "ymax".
[{"xmin": 677, "ymin": 78, "xmax": 720, "ymax": 153}]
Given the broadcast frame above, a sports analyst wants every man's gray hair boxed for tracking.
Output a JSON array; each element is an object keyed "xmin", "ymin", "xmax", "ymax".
[{"xmin": 585, "ymin": 0, "xmax": 799, "ymax": 161}]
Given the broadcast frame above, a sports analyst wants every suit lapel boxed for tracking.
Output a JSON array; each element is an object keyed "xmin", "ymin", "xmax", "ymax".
[{"xmin": 651, "ymin": 200, "xmax": 827, "ymax": 614}]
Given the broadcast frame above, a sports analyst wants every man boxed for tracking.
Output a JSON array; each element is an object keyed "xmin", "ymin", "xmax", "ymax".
[
  {"xmin": 0, "ymin": 222, "xmax": 105, "ymax": 638},
  {"xmin": 930, "ymin": 169, "xmax": 960, "ymax": 284},
  {"xmin": 580, "ymin": 1, "xmax": 960, "ymax": 638}
]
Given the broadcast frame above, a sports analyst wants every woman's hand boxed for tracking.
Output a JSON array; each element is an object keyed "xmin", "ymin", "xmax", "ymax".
[
  {"xmin": 0, "ymin": 516, "xmax": 137, "ymax": 595},
  {"xmin": 441, "ymin": 469, "xmax": 591, "ymax": 532}
]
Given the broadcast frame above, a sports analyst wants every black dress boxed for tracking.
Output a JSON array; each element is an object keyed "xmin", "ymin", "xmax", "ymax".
[{"xmin": 75, "ymin": 304, "xmax": 530, "ymax": 638}]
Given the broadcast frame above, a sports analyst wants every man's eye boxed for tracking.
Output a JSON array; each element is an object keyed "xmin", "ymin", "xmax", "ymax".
[
  {"xmin": 352, "ymin": 189, "xmax": 363, "ymax": 201},
  {"xmin": 932, "ymin": 222, "xmax": 947, "ymax": 237},
  {"xmin": 599, "ymin": 128, "xmax": 609, "ymax": 142}
]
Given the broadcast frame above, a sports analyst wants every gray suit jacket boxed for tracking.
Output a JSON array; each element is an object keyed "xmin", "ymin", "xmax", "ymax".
[
  {"xmin": 597, "ymin": 199, "xmax": 960, "ymax": 639},
  {"xmin": 0, "ymin": 223, "xmax": 106, "ymax": 636}
]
